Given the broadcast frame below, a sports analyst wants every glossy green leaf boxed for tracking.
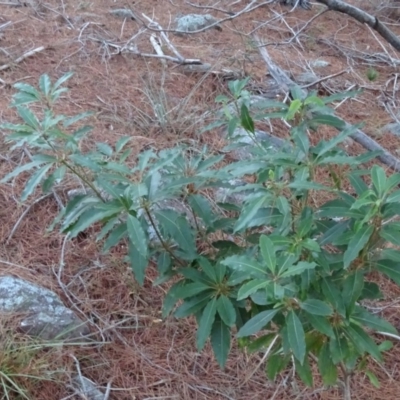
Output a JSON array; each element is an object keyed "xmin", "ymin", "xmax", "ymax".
[
  {"xmin": 300, "ymin": 299, "xmax": 333, "ymax": 316},
  {"xmin": 174, "ymin": 292, "xmax": 214, "ymax": 318},
  {"xmin": 343, "ymin": 324, "xmax": 382, "ymax": 361},
  {"xmin": 365, "ymin": 370, "xmax": 380, "ymax": 388},
  {"xmin": 103, "ymin": 223, "xmax": 127, "ymax": 252},
  {"xmin": 174, "ymin": 282, "xmax": 212, "ymax": 299},
  {"xmin": 294, "ymin": 356, "xmax": 313, "ymax": 387},
  {"xmin": 351, "ymin": 306, "xmax": 397, "ymax": 334},
  {"xmin": 240, "ymin": 103, "xmax": 254, "ymax": 133},
  {"xmin": 39, "ymin": 74, "xmax": 52, "ymax": 96},
  {"xmin": 329, "ymin": 330, "xmax": 349, "ymax": 365},
  {"xmin": 306, "ymin": 313, "xmax": 334, "ymax": 338},
  {"xmin": 343, "ymin": 225, "xmax": 374, "ymax": 268},
  {"xmin": 371, "ymin": 165, "xmax": 387, "ymax": 197},
  {"xmin": 266, "ymin": 354, "xmax": 290, "ymax": 381},
  {"xmin": 221, "ymin": 255, "xmax": 267, "ymax": 277},
  {"xmin": 318, "ymin": 342, "xmax": 337, "ymax": 386},
  {"xmin": 237, "ymin": 309, "xmax": 279, "ymax": 338},
  {"xmin": 216, "ymin": 295, "xmax": 236, "ymax": 327},
  {"xmin": 321, "ymin": 279, "xmax": 345, "ymax": 316},
  {"xmin": 342, "ymin": 271, "xmax": 364, "ymax": 313},
  {"xmin": 376, "ymin": 259, "xmax": 400, "ymax": 285},
  {"xmin": 237, "ymin": 279, "xmax": 269, "ymax": 301},
  {"xmin": 188, "ymin": 194, "xmax": 215, "ymax": 227},
  {"xmin": 287, "ymin": 311, "xmax": 306, "ymax": 364},
  {"xmin": 21, "ymin": 163, "xmax": 53, "ymax": 201},
  {"xmin": 380, "ymin": 224, "xmax": 400, "ymax": 246},
  {"xmin": 280, "ymin": 261, "xmax": 316, "ymax": 278},
  {"xmin": 127, "ymin": 215, "xmax": 148, "ymax": 258},
  {"xmin": 17, "ymin": 106, "xmax": 40, "ymax": 129},
  {"xmin": 196, "ymin": 297, "xmax": 218, "ymax": 351},
  {"xmin": 234, "ymin": 196, "xmax": 266, "ymax": 232},
  {"xmin": 211, "ymin": 318, "xmax": 231, "ymax": 368},
  {"xmin": 259, "ymin": 235, "xmax": 276, "ymax": 274},
  {"xmin": 128, "ymin": 242, "xmax": 148, "ymax": 286}
]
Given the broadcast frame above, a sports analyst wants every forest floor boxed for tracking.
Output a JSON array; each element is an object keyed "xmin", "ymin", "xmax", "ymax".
[{"xmin": 1, "ymin": 1, "xmax": 400, "ymax": 399}]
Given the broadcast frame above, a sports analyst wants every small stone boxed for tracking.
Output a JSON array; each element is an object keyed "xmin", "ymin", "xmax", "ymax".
[{"xmin": 175, "ymin": 14, "xmax": 221, "ymax": 33}]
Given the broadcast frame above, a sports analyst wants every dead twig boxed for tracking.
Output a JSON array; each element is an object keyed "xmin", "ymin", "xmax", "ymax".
[{"xmin": 0, "ymin": 46, "xmax": 45, "ymax": 71}]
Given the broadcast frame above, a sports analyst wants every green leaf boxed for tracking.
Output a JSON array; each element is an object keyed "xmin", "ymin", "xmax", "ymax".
[
  {"xmin": 378, "ymin": 340, "xmax": 393, "ymax": 352},
  {"xmin": 96, "ymin": 142, "xmax": 113, "ymax": 156},
  {"xmin": 174, "ymin": 282, "xmax": 212, "ymax": 299},
  {"xmin": 266, "ymin": 354, "xmax": 290, "ymax": 381},
  {"xmin": 371, "ymin": 165, "xmax": 387, "ymax": 197},
  {"xmin": 312, "ymin": 114, "xmax": 346, "ymax": 129},
  {"xmin": 343, "ymin": 225, "xmax": 374, "ymax": 268},
  {"xmin": 103, "ymin": 223, "xmax": 127, "ymax": 252},
  {"xmin": 286, "ymin": 99, "xmax": 302, "ymax": 120},
  {"xmin": 329, "ymin": 330, "xmax": 349, "ymax": 365},
  {"xmin": 287, "ymin": 311, "xmax": 306, "ymax": 364},
  {"xmin": 198, "ymin": 257, "xmax": 217, "ymax": 282},
  {"xmin": 63, "ymin": 111, "xmax": 93, "ymax": 128},
  {"xmin": 13, "ymin": 82, "xmax": 41, "ymax": 99},
  {"xmin": 174, "ymin": 293, "xmax": 213, "ymax": 319},
  {"xmin": 280, "ymin": 261, "xmax": 316, "ymax": 278},
  {"xmin": 380, "ymin": 224, "xmax": 400, "ymax": 246},
  {"xmin": 318, "ymin": 220, "xmax": 350, "ymax": 246},
  {"xmin": 365, "ymin": 370, "xmax": 380, "ymax": 388},
  {"xmin": 155, "ymin": 210, "xmax": 196, "ymax": 259},
  {"xmin": 318, "ymin": 342, "xmax": 338, "ymax": 386},
  {"xmin": 294, "ymin": 356, "xmax": 313, "ymax": 387},
  {"xmin": 376, "ymin": 259, "xmax": 400, "ymax": 285},
  {"xmin": 237, "ymin": 309, "xmax": 279, "ymax": 338},
  {"xmin": 68, "ymin": 206, "xmax": 121, "ymax": 238},
  {"xmin": 300, "ymin": 299, "xmax": 333, "ymax": 316},
  {"xmin": 237, "ymin": 279, "xmax": 269, "ymax": 301},
  {"xmin": 318, "ymin": 343, "xmax": 337, "ymax": 386},
  {"xmin": 39, "ymin": 74, "xmax": 52, "ymax": 97},
  {"xmin": 162, "ymin": 281, "xmax": 185, "ymax": 317},
  {"xmin": 259, "ymin": 235, "xmax": 276, "ymax": 274},
  {"xmin": 306, "ymin": 313, "xmax": 334, "ymax": 338},
  {"xmin": 360, "ymin": 282, "xmax": 383, "ymax": 300},
  {"xmin": 349, "ymin": 173, "xmax": 369, "ymax": 195},
  {"xmin": 53, "ymin": 71, "xmax": 73, "ymax": 90},
  {"xmin": 196, "ymin": 297, "xmax": 218, "ymax": 351},
  {"xmin": 17, "ymin": 106, "xmax": 40, "ymax": 129},
  {"xmin": 342, "ymin": 271, "xmax": 364, "ymax": 313},
  {"xmin": 351, "ymin": 306, "xmax": 397, "ymax": 334},
  {"xmin": 127, "ymin": 215, "xmax": 148, "ymax": 258},
  {"xmin": 343, "ymin": 324, "xmax": 382, "ymax": 361},
  {"xmin": 221, "ymin": 255, "xmax": 267, "ymax": 278},
  {"xmin": 127, "ymin": 242, "xmax": 148, "ymax": 286},
  {"xmin": 386, "ymin": 189, "xmax": 400, "ymax": 203},
  {"xmin": 234, "ymin": 196, "xmax": 266, "ymax": 232},
  {"xmin": 216, "ymin": 296, "xmax": 236, "ymax": 327},
  {"xmin": 321, "ymin": 279, "xmax": 345, "ymax": 316},
  {"xmin": 21, "ymin": 163, "xmax": 53, "ymax": 201},
  {"xmin": 240, "ymin": 103, "xmax": 254, "ymax": 133},
  {"xmin": 188, "ymin": 194, "xmax": 214, "ymax": 227},
  {"xmin": 211, "ymin": 318, "xmax": 231, "ymax": 368},
  {"xmin": 0, "ymin": 159, "xmax": 52, "ymax": 183}
]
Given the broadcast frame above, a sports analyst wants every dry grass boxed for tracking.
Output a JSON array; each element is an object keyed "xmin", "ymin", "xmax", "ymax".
[{"xmin": 1, "ymin": 0, "xmax": 400, "ymax": 399}]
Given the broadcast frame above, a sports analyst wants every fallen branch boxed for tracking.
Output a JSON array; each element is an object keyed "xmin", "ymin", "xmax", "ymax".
[
  {"xmin": 316, "ymin": 0, "xmax": 400, "ymax": 52},
  {"xmin": 0, "ymin": 46, "xmax": 45, "ymax": 71},
  {"xmin": 253, "ymin": 34, "xmax": 400, "ymax": 172}
]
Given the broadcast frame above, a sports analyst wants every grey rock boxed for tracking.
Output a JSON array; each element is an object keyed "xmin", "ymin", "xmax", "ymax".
[
  {"xmin": 72, "ymin": 376, "xmax": 105, "ymax": 400},
  {"xmin": 175, "ymin": 14, "xmax": 220, "ymax": 33},
  {"xmin": 0, "ymin": 276, "xmax": 90, "ymax": 340},
  {"xmin": 310, "ymin": 59, "xmax": 330, "ymax": 68},
  {"xmin": 109, "ymin": 8, "xmax": 136, "ymax": 20},
  {"xmin": 297, "ymin": 71, "xmax": 318, "ymax": 84}
]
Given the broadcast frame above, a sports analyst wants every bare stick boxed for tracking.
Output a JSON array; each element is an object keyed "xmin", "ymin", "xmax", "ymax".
[
  {"xmin": 0, "ymin": 46, "xmax": 45, "ymax": 71},
  {"xmin": 253, "ymin": 34, "xmax": 400, "ymax": 172}
]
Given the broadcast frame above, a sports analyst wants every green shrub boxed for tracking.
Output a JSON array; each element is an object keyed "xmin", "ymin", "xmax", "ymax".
[{"xmin": 2, "ymin": 74, "xmax": 400, "ymax": 397}]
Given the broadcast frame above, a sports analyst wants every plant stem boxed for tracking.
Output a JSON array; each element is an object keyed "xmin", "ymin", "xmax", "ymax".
[
  {"xmin": 340, "ymin": 364, "xmax": 352, "ymax": 400},
  {"xmin": 144, "ymin": 206, "xmax": 186, "ymax": 267}
]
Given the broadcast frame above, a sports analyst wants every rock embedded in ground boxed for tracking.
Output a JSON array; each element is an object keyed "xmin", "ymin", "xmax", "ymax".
[
  {"xmin": 0, "ymin": 276, "xmax": 90, "ymax": 341},
  {"xmin": 72, "ymin": 376, "xmax": 106, "ymax": 400},
  {"xmin": 175, "ymin": 14, "xmax": 221, "ymax": 33}
]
